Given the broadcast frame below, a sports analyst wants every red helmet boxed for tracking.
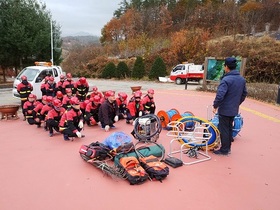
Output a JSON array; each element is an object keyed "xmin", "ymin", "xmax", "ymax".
[
  {"xmin": 28, "ymin": 94, "xmax": 36, "ymax": 99},
  {"xmin": 56, "ymin": 91, "xmax": 63, "ymax": 98},
  {"xmin": 134, "ymin": 91, "xmax": 142, "ymax": 98},
  {"xmin": 118, "ymin": 92, "xmax": 128, "ymax": 100},
  {"xmin": 53, "ymin": 99, "xmax": 62, "ymax": 107},
  {"xmin": 21, "ymin": 75, "xmax": 27, "ymax": 81},
  {"xmin": 147, "ymin": 89, "xmax": 154, "ymax": 94},
  {"xmin": 49, "ymin": 76, "xmax": 54, "ymax": 82},
  {"xmin": 66, "ymin": 73, "xmax": 72, "ymax": 79},
  {"xmin": 65, "ymin": 88, "xmax": 72, "ymax": 94},
  {"xmin": 70, "ymin": 97, "xmax": 80, "ymax": 105},
  {"xmin": 42, "ymin": 95, "xmax": 48, "ymax": 101},
  {"xmin": 92, "ymin": 86, "xmax": 98, "ymax": 91},
  {"xmin": 90, "ymin": 95, "xmax": 101, "ymax": 103},
  {"xmin": 79, "ymin": 77, "xmax": 86, "ymax": 84},
  {"xmin": 105, "ymin": 90, "xmax": 115, "ymax": 98},
  {"xmin": 60, "ymin": 75, "xmax": 65, "ymax": 79},
  {"xmin": 44, "ymin": 76, "xmax": 49, "ymax": 81},
  {"xmin": 46, "ymin": 96, "xmax": 53, "ymax": 103}
]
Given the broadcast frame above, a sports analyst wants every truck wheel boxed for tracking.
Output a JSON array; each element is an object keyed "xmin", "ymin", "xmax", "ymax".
[
  {"xmin": 198, "ymin": 79, "xmax": 203, "ymax": 85},
  {"xmin": 175, "ymin": 78, "xmax": 182, "ymax": 85}
]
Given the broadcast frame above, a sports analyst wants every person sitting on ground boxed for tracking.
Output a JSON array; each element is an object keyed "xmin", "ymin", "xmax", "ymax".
[
  {"xmin": 116, "ymin": 92, "xmax": 129, "ymax": 121},
  {"xmin": 142, "ymin": 89, "xmax": 156, "ymax": 114},
  {"xmin": 85, "ymin": 95, "xmax": 101, "ymax": 126},
  {"xmin": 88, "ymin": 86, "xmax": 103, "ymax": 100},
  {"xmin": 46, "ymin": 99, "xmax": 66, "ymax": 137},
  {"xmin": 127, "ymin": 91, "xmax": 144, "ymax": 124},
  {"xmin": 39, "ymin": 96, "xmax": 53, "ymax": 130},
  {"xmin": 98, "ymin": 90, "xmax": 119, "ymax": 132},
  {"xmin": 62, "ymin": 88, "xmax": 73, "ymax": 110},
  {"xmin": 23, "ymin": 94, "xmax": 41, "ymax": 127},
  {"xmin": 60, "ymin": 97, "xmax": 85, "ymax": 141}
]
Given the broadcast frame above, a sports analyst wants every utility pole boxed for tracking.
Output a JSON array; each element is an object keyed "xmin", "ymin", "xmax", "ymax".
[{"xmin": 50, "ymin": 19, "xmax": 54, "ymax": 66}]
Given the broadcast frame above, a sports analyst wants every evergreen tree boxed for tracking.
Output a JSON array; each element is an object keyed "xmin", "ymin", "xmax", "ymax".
[
  {"xmin": 116, "ymin": 61, "xmax": 130, "ymax": 79},
  {"xmin": 149, "ymin": 56, "xmax": 167, "ymax": 80},
  {"xmin": 102, "ymin": 62, "xmax": 116, "ymax": 79},
  {"xmin": 0, "ymin": 0, "xmax": 62, "ymax": 71},
  {"xmin": 131, "ymin": 56, "xmax": 145, "ymax": 79}
]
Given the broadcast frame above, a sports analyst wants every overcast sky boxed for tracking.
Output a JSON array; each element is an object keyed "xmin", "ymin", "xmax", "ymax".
[{"xmin": 43, "ymin": 0, "xmax": 123, "ymax": 37}]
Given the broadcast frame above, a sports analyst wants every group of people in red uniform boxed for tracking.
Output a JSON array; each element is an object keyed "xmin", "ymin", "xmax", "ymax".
[{"xmin": 16, "ymin": 73, "xmax": 156, "ymax": 140}]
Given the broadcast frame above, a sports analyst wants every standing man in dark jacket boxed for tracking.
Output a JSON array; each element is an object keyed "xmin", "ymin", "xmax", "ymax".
[
  {"xmin": 17, "ymin": 75, "xmax": 33, "ymax": 120},
  {"xmin": 213, "ymin": 57, "xmax": 247, "ymax": 155}
]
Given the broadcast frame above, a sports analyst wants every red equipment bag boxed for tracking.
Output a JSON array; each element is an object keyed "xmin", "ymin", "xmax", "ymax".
[{"xmin": 79, "ymin": 141, "xmax": 111, "ymax": 161}]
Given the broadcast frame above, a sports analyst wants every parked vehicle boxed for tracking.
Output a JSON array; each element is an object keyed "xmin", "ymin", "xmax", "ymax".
[
  {"xmin": 169, "ymin": 63, "xmax": 204, "ymax": 85},
  {"xmin": 12, "ymin": 62, "xmax": 64, "ymax": 100}
]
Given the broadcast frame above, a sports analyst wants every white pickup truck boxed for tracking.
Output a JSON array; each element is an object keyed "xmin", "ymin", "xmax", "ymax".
[
  {"xmin": 12, "ymin": 62, "xmax": 64, "ymax": 100},
  {"xmin": 169, "ymin": 63, "xmax": 204, "ymax": 85}
]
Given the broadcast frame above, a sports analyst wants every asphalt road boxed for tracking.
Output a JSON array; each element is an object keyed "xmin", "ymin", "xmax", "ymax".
[{"xmin": 0, "ymin": 78, "xmax": 200, "ymax": 106}]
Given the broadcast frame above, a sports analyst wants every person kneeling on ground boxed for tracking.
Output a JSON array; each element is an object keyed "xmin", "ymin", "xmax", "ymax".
[
  {"xmin": 60, "ymin": 97, "xmax": 85, "ymax": 140},
  {"xmin": 46, "ymin": 99, "xmax": 66, "ymax": 137},
  {"xmin": 98, "ymin": 90, "xmax": 119, "ymax": 132}
]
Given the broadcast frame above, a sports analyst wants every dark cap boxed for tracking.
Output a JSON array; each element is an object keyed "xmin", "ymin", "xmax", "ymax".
[{"xmin": 224, "ymin": 57, "xmax": 237, "ymax": 69}]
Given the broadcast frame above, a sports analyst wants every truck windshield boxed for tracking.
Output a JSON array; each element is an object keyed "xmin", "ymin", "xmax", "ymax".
[{"xmin": 17, "ymin": 68, "xmax": 39, "ymax": 82}]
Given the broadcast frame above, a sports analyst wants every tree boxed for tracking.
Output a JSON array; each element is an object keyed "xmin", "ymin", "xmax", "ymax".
[
  {"xmin": 131, "ymin": 56, "xmax": 145, "ymax": 79},
  {"xmin": 149, "ymin": 56, "xmax": 167, "ymax": 80},
  {"xmin": 101, "ymin": 62, "xmax": 116, "ymax": 79},
  {"xmin": 0, "ymin": 0, "xmax": 62, "ymax": 75},
  {"xmin": 116, "ymin": 61, "xmax": 130, "ymax": 79}
]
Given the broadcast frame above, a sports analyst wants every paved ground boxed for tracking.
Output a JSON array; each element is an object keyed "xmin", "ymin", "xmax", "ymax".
[{"xmin": 1, "ymin": 79, "xmax": 280, "ymax": 210}]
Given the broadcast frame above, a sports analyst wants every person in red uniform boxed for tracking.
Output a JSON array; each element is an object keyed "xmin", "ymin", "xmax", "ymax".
[
  {"xmin": 127, "ymin": 91, "xmax": 144, "ymax": 124},
  {"xmin": 17, "ymin": 75, "xmax": 33, "ymax": 120},
  {"xmin": 40, "ymin": 76, "xmax": 49, "ymax": 96},
  {"xmin": 62, "ymin": 88, "xmax": 73, "ymax": 110},
  {"xmin": 88, "ymin": 86, "xmax": 103, "ymax": 100},
  {"xmin": 56, "ymin": 74, "xmax": 65, "ymax": 94},
  {"xmin": 45, "ymin": 76, "xmax": 57, "ymax": 97},
  {"xmin": 75, "ymin": 77, "xmax": 89, "ymax": 101},
  {"xmin": 60, "ymin": 97, "xmax": 85, "ymax": 140},
  {"xmin": 54, "ymin": 91, "xmax": 64, "ymax": 102},
  {"xmin": 62, "ymin": 73, "xmax": 75, "ymax": 95},
  {"xmin": 85, "ymin": 95, "xmax": 101, "ymax": 126},
  {"xmin": 39, "ymin": 96, "xmax": 53, "ymax": 130},
  {"xmin": 46, "ymin": 99, "xmax": 66, "ymax": 137},
  {"xmin": 116, "ymin": 92, "xmax": 129, "ymax": 121},
  {"xmin": 98, "ymin": 90, "xmax": 119, "ymax": 132},
  {"xmin": 23, "ymin": 94, "xmax": 41, "ymax": 127},
  {"xmin": 33, "ymin": 95, "xmax": 46, "ymax": 121},
  {"xmin": 142, "ymin": 88, "xmax": 156, "ymax": 114}
]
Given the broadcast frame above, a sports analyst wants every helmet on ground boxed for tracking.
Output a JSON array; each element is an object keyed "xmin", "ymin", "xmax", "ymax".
[
  {"xmin": 92, "ymin": 86, "xmax": 98, "ymax": 91},
  {"xmin": 105, "ymin": 90, "xmax": 115, "ymax": 98},
  {"xmin": 21, "ymin": 75, "xmax": 27, "ymax": 81},
  {"xmin": 79, "ymin": 77, "xmax": 86, "ymax": 84},
  {"xmin": 65, "ymin": 88, "xmax": 72, "ymax": 94},
  {"xmin": 90, "ymin": 95, "xmax": 101, "ymax": 103},
  {"xmin": 70, "ymin": 97, "xmax": 80, "ymax": 105},
  {"xmin": 66, "ymin": 73, "xmax": 72, "ymax": 79},
  {"xmin": 56, "ymin": 91, "xmax": 63, "ymax": 98},
  {"xmin": 147, "ymin": 89, "xmax": 154, "ymax": 94},
  {"xmin": 118, "ymin": 92, "xmax": 128, "ymax": 100}
]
